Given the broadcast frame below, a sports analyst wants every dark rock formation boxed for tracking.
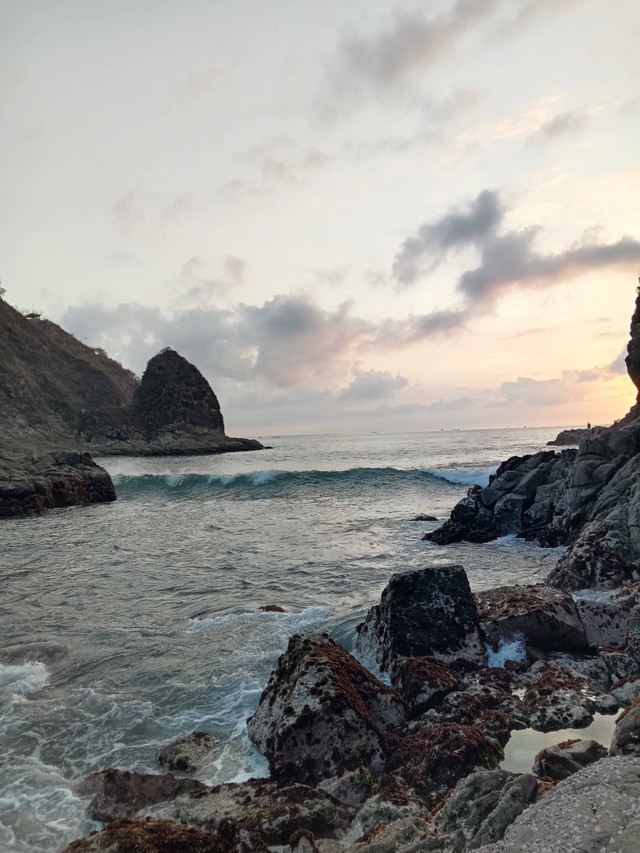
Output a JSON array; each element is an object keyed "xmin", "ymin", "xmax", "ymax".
[
  {"xmin": 547, "ymin": 427, "xmax": 603, "ymax": 446},
  {"xmin": 157, "ymin": 731, "xmax": 215, "ymax": 774},
  {"xmin": 355, "ymin": 565, "xmax": 486, "ymax": 673},
  {"xmin": 477, "ymin": 756, "xmax": 640, "ymax": 853},
  {"xmin": 77, "ymin": 768, "xmax": 205, "ymax": 822},
  {"xmin": 532, "ymin": 738, "xmax": 608, "ymax": 780},
  {"xmin": 626, "ymin": 282, "xmax": 640, "ymax": 407},
  {"xmin": 60, "ymin": 817, "xmax": 269, "ymax": 852},
  {"xmin": 246, "ymin": 634, "xmax": 405, "ymax": 785},
  {"xmin": 475, "ymin": 583, "xmax": 590, "ymax": 655},
  {"xmin": 574, "ymin": 598, "xmax": 631, "ymax": 648},
  {"xmin": 0, "ymin": 450, "xmax": 116, "ymax": 518}
]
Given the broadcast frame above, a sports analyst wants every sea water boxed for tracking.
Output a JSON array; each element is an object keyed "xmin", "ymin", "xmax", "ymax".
[{"xmin": 0, "ymin": 427, "xmax": 571, "ymax": 851}]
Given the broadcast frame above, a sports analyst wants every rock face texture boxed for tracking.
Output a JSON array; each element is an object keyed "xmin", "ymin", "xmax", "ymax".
[
  {"xmin": 246, "ymin": 635, "xmax": 405, "ymax": 785},
  {"xmin": 533, "ymin": 738, "xmax": 608, "ymax": 780},
  {"xmin": 0, "ymin": 450, "xmax": 116, "ymax": 518},
  {"xmin": 478, "ymin": 756, "xmax": 640, "ymax": 853},
  {"xmin": 355, "ymin": 565, "xmax": 486, "ymax": 673},
  {"xmin": 157, "ymin": 731, "xmax": 215, "ymax": 775}
]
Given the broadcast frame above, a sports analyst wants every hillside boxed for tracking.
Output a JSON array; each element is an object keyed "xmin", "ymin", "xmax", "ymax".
[{"xmin": 0, "ymin": 297, "xmax": 138, "ymax": 450}]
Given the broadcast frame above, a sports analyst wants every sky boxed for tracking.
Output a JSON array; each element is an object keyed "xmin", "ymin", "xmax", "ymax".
[{"xmin": 2, "ymin": 0, "xmax": 640, "ymax": 435}]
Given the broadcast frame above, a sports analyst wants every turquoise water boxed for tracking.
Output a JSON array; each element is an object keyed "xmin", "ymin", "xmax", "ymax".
[{"xmin": 0, "ymin": 427, "xmax": 567, "ymax": 851}]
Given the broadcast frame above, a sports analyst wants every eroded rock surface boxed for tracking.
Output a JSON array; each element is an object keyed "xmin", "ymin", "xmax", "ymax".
[
  {"xmin": 532, "ymin": 738, "xmax": 608, "ymax": 780},
  {"xmin": 519, "ymin": 663, "xmax": 597, "ymax": 732},
  {"xmin": 611, "ymin": 700, "xmax": 640, "ymax": 757},
  {"xmin": 246, "ymin": 634, "xmax": 405, "ymax": 785},
  {"xmin": 355, "ymin": 566, "xmax": 486, "ymax": 673},
  {"xmin": 157, "ymin": 731, "xmax": 215, "ymax": 774},
  {"xmin": 478, "ymin": 756, "xmax": 640, "ymax": 853}
]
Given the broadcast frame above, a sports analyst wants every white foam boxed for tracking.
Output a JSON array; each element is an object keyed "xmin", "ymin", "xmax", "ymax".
[
  {"xmin": 493, "ymin": 533, "xmax": 518, "ymax": 544},
  {"xmin": 166, "ymin": 473, "xmax": 184, "ymax": 487},
  {"xmin": 486, "ymin": 633, "xmax": 527, "ymax": 668},
  {"xmin": 572, "ymin": 588, "xmax": 614, "ymax": 603},
  {"xmin": 0, "ymin": 662, "xmax": 49, "ymax": 697},
  {"xmin": 249, "ymin": 470, "xmax": 279, "ymax": 485},
  {"xmin": 188, "ymin": 605, "xmax": 327, "ymax": 634}
]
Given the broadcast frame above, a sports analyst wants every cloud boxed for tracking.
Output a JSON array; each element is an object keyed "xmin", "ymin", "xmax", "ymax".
[
  {"xmin": 322, "ymin": 0, "xmax": 501, "ymax": 113},
  {"xmin": 339, "ymin": 370, "xmax": 407, "ymax": 402},
  {"xmin": 391, "ymin": 189, "xmax": 640, "ymax": 334},
  {"xmin": 393, "ymin": 190, "xmax": 505, "ymax": 286},
  {"xmin": 61, "ymin": 293, "xmax": 374, "ymax": 390},
  {"xmin": 112, "ymin": 190, "xmax": 199, "ymax": 239},
  {"xmin": 535, "ymin": 108, "xmax": 591, "ymax": 139},
  {"xmin": 221, "ymin": 142, "xmax": 330, "ymax": 199},
  {"xmin": 307, "ymin": 266, "xmax": 349, "ymax": 288},
  {"xmin": 495, "ymin": 357, "xmax": 627, "ymax": 407}
]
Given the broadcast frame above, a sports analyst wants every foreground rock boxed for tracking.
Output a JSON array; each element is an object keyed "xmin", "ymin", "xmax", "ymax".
[
  {"xmin": 547, "ymin": 427, "xmax": 602, "ymax": 446},
  {"xmin": 246, "ymin": 634, "xmax": 405, "ymax": 785},
  {"xmin": 61, "ymin": 817, "xmax": 269, "ymax": 852},
  {"xmin": 355, "ymin": 565, "xmax": 486, "ymax": 673},
  {"xmin": 610, "ymin": 699, "xmax": 640, "ymax": 756},
  {"xmin": 520, "ymin": 662, "xmax": 597, "ymax": 731},
  {"xmin": 478, "ymin": 756, "xmax": 640, "ymax": 853},
  {"xmin": 0, "ymin": 450, "xmax": 116, "ymax": 518}
]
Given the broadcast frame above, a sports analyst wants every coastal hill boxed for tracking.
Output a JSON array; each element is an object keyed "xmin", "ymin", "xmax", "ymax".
[
  {"xmin": 0, "ymin": 295, "xmax": 263, "ymax": 516},
  {"xmin": 0, "ymin": 295, "xmax": 263, "ymax": 457}
]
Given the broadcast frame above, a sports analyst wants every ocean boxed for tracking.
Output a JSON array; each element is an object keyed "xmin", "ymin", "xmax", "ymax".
[{"xmin": 0, "ymin": 427, "xmax": 569, "ymax": 852}]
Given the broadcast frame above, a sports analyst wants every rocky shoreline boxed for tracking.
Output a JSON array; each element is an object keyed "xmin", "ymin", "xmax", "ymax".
[{"xmin": 56, "ymin": 288, "xmax": 640, "ymax": 852}]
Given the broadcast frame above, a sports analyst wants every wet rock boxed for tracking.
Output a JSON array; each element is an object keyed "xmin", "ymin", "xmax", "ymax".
[
  {"xmin": 157, "ymin": 731, "xmax": 215, "ymax": 774},
  {"xmin": 546, "ymin": 651, "xmax": 611, "ymax": 690},
  {"xmin": 355, "ymin": 565, "xmax": 486, "ymax": 674},
  {"xmin": 475, "ymin": 584, "xmax": 590, "ymax": 655},
  {"xmin": 519, "ymin": 663, "xmax": 597, "ymax": 732},
  {"xmin": 424, "ymin": 486, "xmax": 501, "ymax": 545},
  {"xmin": 575, "ymin": 598, "xmax": 630, "ymax": 648},
  {"xmin": 77, "ymin": 768, "xmax": 205, "ymax": 822},
  {"xmin": 594, "ymin": 693, "xmax": 619, "ymax": 714},
  {"xmin": 160, "ymin": 778, "xmax": 349, "ymax": 845},
  {"xmin": 246, "ymin": 634, "xmax": 405, "ymax": 786},
  {"xmin": 431, "ymin": 768, "xmax": 538, "ymax": 849},
  {"xmin": 259, "ymin": 603, "xmax": 287, "ymax": 612},
  {"xmin": 413, "ymin": 514, "xmax": 437, "ymax": 521},
  {"xmin": 610, "ymin": 699, "xmax": 640, "ymax": 756},
  {"xmin": 477, "ymin": 756, "xmax": 640, "ymax": 853},
  {"xmin": 346, "ymin": 816, "xmax": 434, "ymax": 852},
  {"xmin": 417, "ymin": 691, "xmax": 513, "ymax": 746},
  {"xmin": 381, "ymin": 723, "xmax": 503, "ymax": 806},
  {"xmin": 532, "ymin": 738, "xmax": 608, "ymax": 780},
  {"xmin": 393, "ymin": 656, "xmax": 462, "ymax": 716},
  {"xmin": 60, "ymin": 817, "xmax": 269, "ymax": 852},
  {"xmin": 610, "ymin": 674, "xmax": 640, "ymax": 708}
]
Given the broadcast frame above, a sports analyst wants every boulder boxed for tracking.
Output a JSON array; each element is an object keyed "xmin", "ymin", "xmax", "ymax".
[
  {"xmin": 355, "ymin": 566, "xmax": 486, "ymax": 673},
  {"xmin": 417, "ymin": 691, "xmax": 513, "ymax": 746},
  {"xmin": 476, "ymin": 756, "xmax": 640, "ymax": 853},
  {"xmin": 610, "ymin": 674, "xmax": 640, "ymax": 708},
  {"xmin": 157, "ymin": 731, "xmax": 215, "ymax": 774},
  {"xmin": 532, "ymin": 738, "xmax": 608, "ymax": 780},
  {"xmin": 610, "ymin": 699, "xmax": 640, "ymax": 757},
  {"xmin": 475, "ymin": 584, "xmax": 590, "ymax": 655},
  {"xmin": 60, "ymin": 817, "xmax": 269, "ymax": 852},
  {"xmin": 431, "ymin": 768, "xmax": 538, "ymax": 850},
  {"xmin": 246, "ymin": 634, "xmax": 405, "ymax": 785},
  {"xmin": 77, "ymin": 768, "xmax": 205, "ymax": 822}
]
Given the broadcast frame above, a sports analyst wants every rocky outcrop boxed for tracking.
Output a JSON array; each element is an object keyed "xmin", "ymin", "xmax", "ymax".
[
  {"xmin": 519, "ymin": 662, "xmax": 598, "ymax": 731},
  {"xmin": 355, "ymin": 565, "xmax": 486, "ymax": 673},
  {"xmin": 393, "ymin": 656, "xmax": 462, "ymax": 716},
  {"xmin": 157, "ymin": 731, "xmax": 215, "ymax": 774},
  {"xmin": 476, "ymin": 583, "xmax": 590, "ymax": 655},
  {"xmin": 478, "ymin": 756, "xmax": 640, "ymax": 853},
  {"xmin": 0, "ymin": 450, "xmax": 116, "ymax": 518},
  {"xmin": 547, "ymin": 427, "xmax": 603, "ymax": 446},
  {"xmin": 246, "ymin": 634, "xmax": 405, "ymax": 785},
  {"xmin": 610, "ymin": 699, "xmax": 640, "ymax": 756}
]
